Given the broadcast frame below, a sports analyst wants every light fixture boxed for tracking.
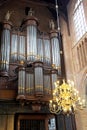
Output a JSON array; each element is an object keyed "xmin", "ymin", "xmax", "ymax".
[{"xmin": 49, "ymin": 80, "xmax": 86, "ymax": 114}]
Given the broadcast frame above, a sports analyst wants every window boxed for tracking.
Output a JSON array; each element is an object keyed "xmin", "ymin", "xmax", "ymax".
[{"xmin": 73, "ymin": 0, "xmax": 87, "ymax": 42}]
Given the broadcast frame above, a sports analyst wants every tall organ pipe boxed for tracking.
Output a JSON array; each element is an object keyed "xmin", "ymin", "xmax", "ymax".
[
  {"xmin": 23, "ymin": 15, "xmax": 38, "ymax": 63},
  {"xmin": 44, "ymin": 72, "xmax": 51, "ymax": 95},
  {"xmin": 43, "ymin": 37, "xmax": 51, "ymax": 66},
  {"xmin": 0, "ymin": 21, "xmax": 12, "ymax": 76},
  {"xmin": 50, "ymin": 30, "xmax": 61, "ymax": 74},
  {"xmin": 18, "ymin": 68, "xmax": 25, "ymax": 95},
  {"xmin": 18, "ymin": 33, "xmax": 25, "ymax": 63},
  {"xmin": 26, "ymin": 72, "xmax": 34, "ymax": 95},
  {"xmin": 11, "ymin": 32, "xmax": 18, "ymax": 62},
  {"xmin": 51, "ymin": 71, "xmax": 58, "ymax": 90},
  {"xmin": 37, "ymin": 37, "xmax": 43, "ymax": 62},
  {"xmin": 34, "ymin": 63, "xmax": 43, "ymax": 95}
]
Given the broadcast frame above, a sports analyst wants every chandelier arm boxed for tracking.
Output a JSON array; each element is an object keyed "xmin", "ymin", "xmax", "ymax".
[{"xmin": 49, "ymin": 106, "xmax": 62, "ymax": 114}]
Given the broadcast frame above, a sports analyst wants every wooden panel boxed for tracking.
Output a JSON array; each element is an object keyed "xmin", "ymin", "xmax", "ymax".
[
  {"xmin": 7, "ymin": 115, "xmax": 14, "ymax": 130},
  {"xmin": 0, "ymin": 115, "xmax": 6, "ymax": 130},
  {"xmin": 0, "ymin": 90, "xmax": 16, "ymax": 99},
  {"xmin": 18, "ymin": 115, "xmax": 48, "ymax": 120},
  {"xmin": 15, "ymin": 114, "xmax": 49, "ymax": 130},
  {"xmin": 19, "ymin": 119, "xmax": 45, "ymax": 130}
]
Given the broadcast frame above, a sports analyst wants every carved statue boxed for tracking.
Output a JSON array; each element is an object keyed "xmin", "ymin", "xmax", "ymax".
[
  {"xmin": 5, "ymin": 10, "xmax": 14, "ymax": 21},
  {"xmin": 28, "ymin": 8, "xmax": 34, "ymax": 16},
  {"xmin": 49, "ymin": 19, "xmax": 55, "ymax": 30}
]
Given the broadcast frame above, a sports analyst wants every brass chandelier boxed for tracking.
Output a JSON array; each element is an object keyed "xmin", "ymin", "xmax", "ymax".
[{"xmin": 49, "ymin": 80, "xmax": 86, "ymax": 114}]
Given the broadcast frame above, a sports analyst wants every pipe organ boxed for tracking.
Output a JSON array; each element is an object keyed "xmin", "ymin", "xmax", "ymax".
[{"xmin": 0, "ymin": 9, "xmax": 62, "ymax": 105}]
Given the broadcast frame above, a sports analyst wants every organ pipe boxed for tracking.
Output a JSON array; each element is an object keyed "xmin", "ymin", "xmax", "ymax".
[
  {"xmin": 0, "ymin": 21, "xmax": 12, "ymax": 75},
  {"xmin": 18, "ymin": 68, "xmax": 25, "ymax": 94},
  {"xmin": 50, "ymin": 30, "xmax": 61, "ymax": 72},
  {"xmin": 37, "ymin": 37, "xmax": 43, "ymax": 62},
  {"xmin": 24, "ymin": 11, "xmax": 38, "ymax": 63},
  {"xmin": 43, "ymin": 37, "xmax": 51, "ymax": 66},
  {"xmin": 11, "ymin": 33, "xmax": 18, "ymax": 62},
  {"xmin": 51, "ymin": 71, "xmax": 58, "ymax": 90},
  {"xmin": 34, "ymin": 63, "xmax": 43, "ymax": 94},
  {"xmin": 26, "ymin": 72, "xmax": 34, "ymax": 95},
  {"xmin": 27, "ymin": 25, "xmax": 37, "ymax": 61},
  {"xmin": 18, "ymin": 34, "xmax": 25, "ymax": 63},
  {"xmin": 44, "ymin": 73, "xmax": 51, "ymax": 95}
]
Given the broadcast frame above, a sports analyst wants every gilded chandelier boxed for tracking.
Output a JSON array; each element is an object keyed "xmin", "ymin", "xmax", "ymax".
[{"xmin": 49, "ymin": 80, "xmax": 86, "ymax": 114}]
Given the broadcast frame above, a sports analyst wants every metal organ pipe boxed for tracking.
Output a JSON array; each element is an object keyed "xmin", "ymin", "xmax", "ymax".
[
  {"xmin": 11, "ymin": 33, "xmax": 18, "ymax": 62},
  {"xmin": 43, "ymin": 37, "xmax": 51, "ymax": 66},
  {"xmin": 50, "ymin": 30, "xmax": 61, "ymax": 73},
  {"xmin": 37, "ymin": 37, "xmax": 43, "ymax": 62},
  {"xmin": 26, "ymin": 72, "xmax": 34, "ymax": 95},
  {"xmin": 34, "ymin": 63, "xmax": 43, "ymax": 94},
  {"xmin": 44, "ymin": 73, "xmax": 51, "ymax": 95},
  {"xmin": 18, "ymin": 34, "xmax": 25, "ymax": 63},
  {"xmin": 24, "ymin": 14, "xmax": 38, "ymax": 63},
  {"xmin": 0, "ymin": 21, "xmax": 12, "ymax": 75},
  {"xmin": 27, "ymin": 25, "xmax": 37, "ymax": 61},
  {"xmin": 18, "ymin": 68, "xmax": 25, "ymax": 95},
  {"xmin": 51, "ymin": 71, "xmax": 58, "ymax": 90}
]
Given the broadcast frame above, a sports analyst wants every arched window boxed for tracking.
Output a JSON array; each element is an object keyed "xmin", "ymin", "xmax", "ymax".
[{"xmin": 73, "ymin": 0, "xmax": 87, "ymax": 42}]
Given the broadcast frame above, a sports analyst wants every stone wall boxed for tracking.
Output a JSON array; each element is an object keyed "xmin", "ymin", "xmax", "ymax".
[{"xmin": 60, "ymin": 0, "xmax": 87, "ymax": 129}]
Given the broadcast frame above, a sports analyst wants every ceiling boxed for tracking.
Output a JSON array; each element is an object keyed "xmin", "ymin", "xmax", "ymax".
[
  {"xmin": 0, "ymin": 0, "xmax": 70, "ymax": 20},
  {"xmin": 0, "ymin": 0, "xmax": 69, "ymax": 6},
  {"xmin": 39, "ymin": 0, "xmax": 69, "ymax": 6},
  {"xmin": 41, "ymin": 0, "xmax": 70, "ymax": 21}
]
